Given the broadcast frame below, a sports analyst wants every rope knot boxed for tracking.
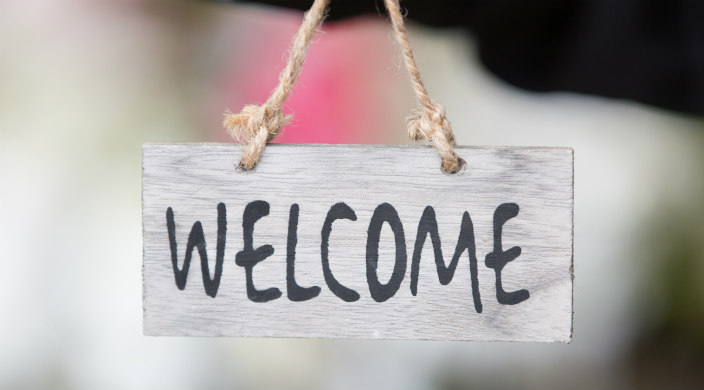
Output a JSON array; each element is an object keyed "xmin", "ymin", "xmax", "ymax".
[
  {"xmin": 223, "ymin": 104, "xmax": 291, "ymax": 170},
  {"xmin": 407, "ymin": 103, "xmax": 464, "ymax": 173},
  {"xmin": 224, "ymin": 104, "xmax": 290, "ymax": 143},
  {"xmin": 407, "ymin": 103, "xmax": 454, "ymax": 144}
]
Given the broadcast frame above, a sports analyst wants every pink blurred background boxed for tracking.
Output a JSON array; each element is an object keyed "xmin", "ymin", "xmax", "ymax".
[{"xmin": 218, "ymin": 15, "xmax": 409, "ymax": 145}]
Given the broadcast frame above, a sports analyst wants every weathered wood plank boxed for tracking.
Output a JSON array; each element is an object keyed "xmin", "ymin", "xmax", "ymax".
[{"xmin": 142, "ymin": 144, "xmax": 573, "ymax": 341}]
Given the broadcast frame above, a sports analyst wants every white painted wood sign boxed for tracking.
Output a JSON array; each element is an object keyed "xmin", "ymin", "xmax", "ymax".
[{"xmin": 142, "ymin": 144, "xmax": 573, "ymax": 341}]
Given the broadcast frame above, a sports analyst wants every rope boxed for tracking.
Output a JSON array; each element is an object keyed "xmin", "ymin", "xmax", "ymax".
[{"xmin": 224, "ymin": 0, "xmax": 464, "ymax": 173}]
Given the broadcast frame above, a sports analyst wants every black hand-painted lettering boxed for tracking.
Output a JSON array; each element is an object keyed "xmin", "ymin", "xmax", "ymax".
[
  {"xmin": 235, "ymin": 200, "xmax": 282, "ymax": 302},
  {"xmin": 366, "ymin": 203, "xmax": 407, "ymax": 303},
  {"xmin": 166, "ymin": 202, "xmax": 226, "ymax": 298},
  {"xmin": 321, "ymin": 202, "xmax": 360, "ymax": 302},
  {"xmin": 165, "ymin": 200, "xmax": 526, "ymax": 311},
  {"xmin": 485, "ymin": 203, "xmax": 529, "ymax": 305},
  {"xmin": 410, "ymin": 207, "xmax": 482, "ymax": 313},
  {"xmin": 286, "ymin": 204, "xmax": 321, "ymax": 301}
]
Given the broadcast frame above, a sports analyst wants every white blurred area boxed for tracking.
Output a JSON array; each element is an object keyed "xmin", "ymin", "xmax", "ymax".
[{"xmin": 1, "ymin": 0, "xmax": 703, "ymax": 389}]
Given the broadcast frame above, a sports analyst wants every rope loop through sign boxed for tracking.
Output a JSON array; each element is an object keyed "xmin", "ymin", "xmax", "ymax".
[{"xmin": 224, "ymin": 0, "xmax": 465, "ymax": 173}]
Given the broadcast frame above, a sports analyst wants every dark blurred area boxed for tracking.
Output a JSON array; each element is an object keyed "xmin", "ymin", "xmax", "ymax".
[{"xmin": 232, "ymin": 0, "xmax": 704, "ymax": 115}]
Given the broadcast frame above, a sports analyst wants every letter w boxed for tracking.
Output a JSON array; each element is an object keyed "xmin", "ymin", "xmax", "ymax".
[{"xmin": 165, "ymin": 203, "xmax": 226, "ymax": 298}]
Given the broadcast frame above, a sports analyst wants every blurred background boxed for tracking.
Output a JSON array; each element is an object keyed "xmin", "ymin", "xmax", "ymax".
[{"xmin": 1, "ymin": 0, "xmax": 703, "ymax": 388}]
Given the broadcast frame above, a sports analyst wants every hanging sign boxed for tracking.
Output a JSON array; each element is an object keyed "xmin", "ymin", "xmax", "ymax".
[{"xmin": 142, "ymin": 144, "xmax": 573, "ymax": 341}]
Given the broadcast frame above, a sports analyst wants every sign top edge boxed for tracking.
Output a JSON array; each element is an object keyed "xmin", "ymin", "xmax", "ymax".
[{"xmin": 142, "ymin": 143, "xmax": 574, "ymax": 152}]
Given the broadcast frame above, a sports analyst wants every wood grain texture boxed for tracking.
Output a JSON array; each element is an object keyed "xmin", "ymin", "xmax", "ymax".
[{"xmin": 143, "ymin": 144, "xmax": 573, "ymax": 341}]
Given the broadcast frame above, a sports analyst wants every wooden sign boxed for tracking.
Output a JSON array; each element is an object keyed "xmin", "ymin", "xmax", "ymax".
[{"xmin": 142, "ymin": 144, "xmax": 573, "ymax": 341}]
